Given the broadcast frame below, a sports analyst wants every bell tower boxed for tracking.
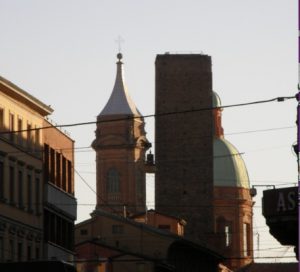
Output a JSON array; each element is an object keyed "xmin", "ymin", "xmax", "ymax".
[
  {"xmin": 212, "ymin": 91, "xmax": 254, "ymax": 270},
  {"xmin": 92, "ymin": 53, "xmax": 150, "ymax": 216}
]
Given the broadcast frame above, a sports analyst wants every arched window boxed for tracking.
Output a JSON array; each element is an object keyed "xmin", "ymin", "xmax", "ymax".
[
  {"xmin": 107, "ymin": 168, "xmax": 120, "ymax": 193},
  {"xmin": 216, "ymin": 216, "xmax": 232, "ymax": 249}
]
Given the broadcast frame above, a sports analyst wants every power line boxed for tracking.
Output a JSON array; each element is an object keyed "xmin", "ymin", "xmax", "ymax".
[{"xmin": 0, "ymin": 95, "xmax": 295, "ymax": 135}]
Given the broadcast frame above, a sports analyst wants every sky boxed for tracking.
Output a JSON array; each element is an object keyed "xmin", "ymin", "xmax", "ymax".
[{"xmin": 0, "ymin": 0, "xmax": 297, "ymax": 262}]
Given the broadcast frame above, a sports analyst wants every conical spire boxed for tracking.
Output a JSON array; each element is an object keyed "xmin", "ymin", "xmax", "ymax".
[{"xmin": 99, "ymin": 53, "xmax": 140, "ymax": 116}]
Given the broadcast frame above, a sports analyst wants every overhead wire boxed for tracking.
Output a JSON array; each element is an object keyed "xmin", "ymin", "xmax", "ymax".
[{"xmin": 0, "ymin": 95, "xmax": 295, "ymax": 135}]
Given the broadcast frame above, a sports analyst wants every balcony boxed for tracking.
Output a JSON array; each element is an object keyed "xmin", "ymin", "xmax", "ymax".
[{"xmin": 45, "ymin": 183, "xmax": 77, "ymax": 219}]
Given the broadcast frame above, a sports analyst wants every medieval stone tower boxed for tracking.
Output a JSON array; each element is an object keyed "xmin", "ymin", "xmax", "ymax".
[
  {"xmin": 155, "ymin": 53, "xmax": 254, "ymax": 270},
  {"xmin": 92, "ymin": 53, "xmax": 150, "ymax": 216},
  {"xmin": 155, "ymin": 54, "xmax": 215, "ymax": 246}
]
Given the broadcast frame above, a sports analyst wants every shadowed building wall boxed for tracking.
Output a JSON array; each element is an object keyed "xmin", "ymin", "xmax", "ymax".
[{"xmin": 155, "ymin": 54, "xmax": 214, "ymax": 246}]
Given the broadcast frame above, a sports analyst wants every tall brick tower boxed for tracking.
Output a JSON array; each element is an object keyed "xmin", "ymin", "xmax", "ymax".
[
  {"xmin": 155, "ymin": 54, "xmax": 214, "ymax": 246},
  {"xmin": 155, "ymin": 53, "xmax": 254, "ymax": 270},
  {"xmin": 92, "ymin": 53, "xmax": 150, "ymax": 216}
]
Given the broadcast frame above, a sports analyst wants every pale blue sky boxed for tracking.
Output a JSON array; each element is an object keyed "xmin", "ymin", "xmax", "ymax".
[{"xmin": 0, "ymin": 0, "xmax": 297, "ymax": 262}]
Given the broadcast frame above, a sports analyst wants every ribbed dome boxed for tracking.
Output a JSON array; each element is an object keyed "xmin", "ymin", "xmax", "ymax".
[
  {"xmin": 213, "ymin": 137, "xmax": 250, "ymax": 188},
  {"xmin": 212, "ymin": 91, "xmax": 221, "ymax": 108}
]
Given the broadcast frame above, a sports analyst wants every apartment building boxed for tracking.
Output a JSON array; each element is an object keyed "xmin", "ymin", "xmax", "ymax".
[{"xmin": 0, "ymin": 76, "xmax": 76, "ymax": 262}]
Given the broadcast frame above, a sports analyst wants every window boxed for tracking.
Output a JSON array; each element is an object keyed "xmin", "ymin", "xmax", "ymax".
[
  {"xmin": 0, "ymin": 108, "xmax": 4, "ymax": 130},
  {"xmin": 35, "ymin": 127, "xmax": 40, "ymax": 148},
  {"xmin": 9, "ymin": 113, "xmax": 15, "ymax": 142},
  {"xmin": 107, "ymin": 168, "xmax": 120, "ymax": 193},
  {"xmin": 50, "ymin": 148, "xmax": 55, "ymax": 184},
  {"xmin": 27, "ymin": 123, "xmax": 32, "ymax": 147},
  {"xmin": 27, "ymin": 245, "xmax": 31, "ymax": 260},
  {"xmin": 18, "ymin": 170, "xmax": 23, "ymax": 208},
  {"xmin": 27, "ymin": 173, "xmax": 32, "ymax": 212},
  {"xmin": 17, "ymin": 118, "xmax": 23, "ymax": 146},
  {"xmin": 44, "ymin": 144, "xmax": 50, "ymax": 182},
  {"xmin": 9, "ymin": 166, "xmax": 15, "ymax": 204},
  {"xmin": 225, "ymin": 225, "xmax": 232, "ymax": 247},
  {"xmin": 55, "ymin": 153, "xmax": 61, "ymax": 187},
  {"xmin": 35, "ymin": 247, "xmax": 40, "ymax": 260},
  {"xmin": 0, "ymin": 237, "xmax": 3, "ymax": 261},
  {"xmin": 62, "ymin": 157, "xmax": 67, "ymax": 191},
  {"xmin": 67, "ymin": 160, "xmax": 72, "ymax": 194},
  {"xmin": 243, "ymin": 223, "xmax": 251, "ymax": 256},
  {"xmin": 216, "ymin": 216, "xmax": 232, "ymax": 250},
  {"xmin": 112, "ymin": 225, "xmax": 124, "ymax": 234},
  {"xmin": 17, "ymin": 242, "xmax": 22, "ymax": 261},
  {"xmin": 0, "ymin": 161, "xmax": 4, "ymax": 199},
  {"xmin": 9, "ymin": 239, "xmax": 14, "ymax": 261},
  {"xmin": 35, "ymin": 177, "xmax": 40, "ymax": 214},
  {"xmin": 44, "ymin": 210, "xmax": 74, "ymax": 251}
]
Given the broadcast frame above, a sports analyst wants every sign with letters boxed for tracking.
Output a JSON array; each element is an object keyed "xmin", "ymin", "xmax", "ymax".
[{"xmin": 262, "ymin": 186, "xmax": 298, "ymax": 217}]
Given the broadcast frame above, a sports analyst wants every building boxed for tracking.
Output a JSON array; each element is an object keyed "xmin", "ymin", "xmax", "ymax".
[
  {"xmin": 75, "ymin": 54, "xmax": 224, "ymax": 272},
  {"xmin": 42, "ymin": 118, "xmax": 77, "ymax": 261},
  {"xmin": 0, "ymin": 76, "xmax": 76, "ymax": 262},
  {"xmin": 131, "ymin": 209, "xmax": 186, "ymax": 236},
  {"xmin": 76, "ymin": 209, "xmax": 222, "ymax": 272},
  {"xmin": 91, "ymin": 52, "xmax": 151, "ymax": 215},
  {"xmin": 155, "ymin": 54, "xmax": 214, "ymax": 246},
  {"xmin": 212, "ymin": 92, "xmax": 254, "ymax": 269},
  {"xmin": 155, "ymin": 54, "xmax": 254, "ymax": 270}
]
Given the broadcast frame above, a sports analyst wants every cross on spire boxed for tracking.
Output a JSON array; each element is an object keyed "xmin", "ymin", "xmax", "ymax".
[{"xmin": 115, "ymin": 35, "xmax": 124, "ymax": 53}]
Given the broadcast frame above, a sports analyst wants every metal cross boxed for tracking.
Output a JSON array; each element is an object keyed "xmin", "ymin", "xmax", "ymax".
[{"xmin": 115, "ymin": 35, "xmax": 124, "ymax": 53}]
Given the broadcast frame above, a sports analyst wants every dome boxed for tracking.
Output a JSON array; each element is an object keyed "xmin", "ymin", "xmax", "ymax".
[
  {"xmin": 99, "ymin": 54, "xmax": 141, "ymax": 117},
  {"xmin": 213, "ymin": 137, "xmax": 250, "ymax": 188},
  {"xmin": 212, "ymin": 91, "xmax": 222, "ymax": 108}
]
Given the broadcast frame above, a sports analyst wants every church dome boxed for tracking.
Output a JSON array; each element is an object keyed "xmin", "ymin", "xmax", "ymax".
[
  {"xmin": 212, "ymin": 91, "xmax": 221, "ymax": 108},
  {"xmin": 213, "ymin": 137, "xmax": 250, "ymax": 188}
]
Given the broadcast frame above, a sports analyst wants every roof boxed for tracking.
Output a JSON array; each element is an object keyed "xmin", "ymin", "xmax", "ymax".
[
  {"xmin": 235, "ymin": 263, "xmax": 298, "ymax": 272},
  {"xmin": 77, "ymin": 209, "xmax": 222, "ymax": 260},
  {"xmin": 99, "ymin": 53, "xmax": 141, "ymax": 117},
  {"xmin": 0, "ymin": 75, "xmax": 53, "ymax": 116},
  {"xmin": 214, "ymin": 137, "xmax": 250, "ymax": 188},
  {"xmin": 131, "ymin": 209, "xmax": 186, "ymax": 223},
  {"xmin": 212, "ymin": 91, "xmax": 222, "ymax": 108}
]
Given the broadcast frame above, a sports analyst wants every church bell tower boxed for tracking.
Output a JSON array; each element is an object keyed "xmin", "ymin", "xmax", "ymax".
[{"xmin": 92, "ymin": 53, "xmax": 150, "ymax": 216}]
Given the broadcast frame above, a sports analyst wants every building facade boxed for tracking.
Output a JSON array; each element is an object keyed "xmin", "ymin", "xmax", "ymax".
[
  {"xmin": 42, "ymin": 118, "xmax": 76, "ymax": 261},
  {"xmin": 0, "ymin": 76, "xmax": 76, "ymax": 262}
]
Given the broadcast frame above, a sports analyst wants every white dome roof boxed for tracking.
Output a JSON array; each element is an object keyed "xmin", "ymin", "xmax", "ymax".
[
  {"xmin": 213, "ymin": 137, "xmax": 250, "ymax": 188},
  {"xmin": 212, "ymin": 91, "xmax": 221, "ymax": 108},
  {"xmin": 99, "ymin": 54, "xmax": 140, "ymax": 117}
]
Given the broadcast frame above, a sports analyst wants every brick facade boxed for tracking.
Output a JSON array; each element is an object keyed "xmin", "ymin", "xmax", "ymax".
[{"xmin": 155, "ymin": 54, "xmax": 214, "ymax": 245}]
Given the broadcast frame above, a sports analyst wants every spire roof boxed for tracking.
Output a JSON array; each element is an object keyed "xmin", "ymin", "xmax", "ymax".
[{"xmin": 99, "ymin": 53, "xmax": 140, "ymax": 117}]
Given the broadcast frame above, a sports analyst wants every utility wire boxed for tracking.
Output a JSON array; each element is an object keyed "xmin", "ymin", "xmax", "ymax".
[{"xmin": 0, "ymin": 95, "xmax": 295, "ymax": 135}]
